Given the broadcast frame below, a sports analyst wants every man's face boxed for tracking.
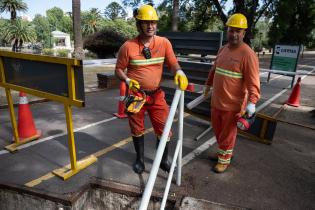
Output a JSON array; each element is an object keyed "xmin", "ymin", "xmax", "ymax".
[
  {"xmin": 227, "ymin": 27, "xmax": 245, "ymax": 46},
  {"xmin": 139, "ymin": 20, "xmax": 157, "ymax": 37}
]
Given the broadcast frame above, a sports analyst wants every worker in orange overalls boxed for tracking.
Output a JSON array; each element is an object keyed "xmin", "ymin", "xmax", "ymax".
[
  {"xmin": 204, "ymin": 13, "xmax": 260, "ymax": 173},
  {"xmin": 115, "ymin": 5, "xmax": 188, "ymax": 174}
]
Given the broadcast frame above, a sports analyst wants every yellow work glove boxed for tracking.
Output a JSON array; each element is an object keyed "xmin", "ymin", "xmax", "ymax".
[
  {"xmin": 174, "ymin": 70, "xmax": 188, "ymax": 91},
  {"xmin": 125, "ymin": 78, "xmax": 140, "ymax": 91}
]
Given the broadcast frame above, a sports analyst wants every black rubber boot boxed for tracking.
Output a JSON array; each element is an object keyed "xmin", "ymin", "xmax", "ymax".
[
  {"xmin": 132, "ymin": 135, "xmax": 145, "ymax": 174},
  {"xmin": 156, "ymin": 138, "xmax": 171, "ymax": 172}
]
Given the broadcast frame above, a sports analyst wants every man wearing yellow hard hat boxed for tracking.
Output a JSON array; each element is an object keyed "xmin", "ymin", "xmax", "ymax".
[
  {"xmin": 115, "ymin": 4, "xmax": 188, "ymax": 174},
  {"xmin": 204, "ymin": 13, "xmax": 260, "ymax": 173}
]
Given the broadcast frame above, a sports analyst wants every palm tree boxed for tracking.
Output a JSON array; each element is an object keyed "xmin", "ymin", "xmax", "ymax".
[
  {"xmin": 82, "ymin": 8, "xmax": 102, "ymax": 36},
  {"xmin": 0, "ymin": 0, "xmax": 28, "ymax": 51},
  {"xmin": 3, "ymin": 19, "xmax": 36, "ymax": 51},
  {"xmin": 171, "ymin": 0, "xmax": 179, "ymax": 31},
  {"xmin": 0, "ymin": 0, "xmax": 27, "ymax": 20},
  {"xmin": 72, "ymin": 0, "xmax": 84, "ymax": 59},
  {"xmin": 104, "ymin": 2, "xmax": 127, "ymax": 20}
]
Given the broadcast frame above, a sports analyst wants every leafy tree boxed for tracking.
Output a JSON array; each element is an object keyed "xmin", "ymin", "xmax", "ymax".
[
  {"xmin": 104, "ymin": 2, "xmax": 127, "ymax": 20},
  {"xmin": 122, "ymin": 0, "xmax": 154, "ymax": 9},
  {"xmin": 0, "ymin": 0, "xmax": 28, "ymax": 50},
  {"xmin": 0, "ymin": 0, "xmax": 27, "ymax": 20},
  {"xmin": 82, "ymin": 8, "xmax": 102, "ymax": 36},
  {"xmin": 3, "ymin": 19, "xmax": 36, "ymax": 51},
  {"xmin": 0, "ymin": 18, "xmax": 8, "ymax": 45},
  {"xmin": 32, "ymin": 14, "xmax": 50, "ymax": 47},
  {"xmin": 157, "ymin": 0, "xmax": 191, "ymax": 32},
  {"xmin": 99, "ymin": 19, "xmax": 137, "ymax": 39},
  {"xmin": 211, "ymin": 0, "xmax": 274, "ymax": 45},
  {"xmin": 61, "ymin": 14, "xmax": 73, "ymax": 36},
  {"xmin": 268, "ymin": 0, "xmax": 315, "ymax": 47},
  {"xmin": 45, "ymin": 7, "xmax": 73, "ymax": 46},
  {"xmin": 84, "ymin": 28, "xmax": 127, "ymax": 58},
  {"xmin": 185, "ymin": 0, "xmax": 218, "ymax": 32},
  {"xmin": 157, "ymin": 0, "xmax": 223, "ymax": 32},
  {"xmin": 46, "ymin": 7, "xmax": 64, "ymax": 31},
  {"xmin": 72, "ymin": 0, "xmax": 84, "ymax": 59},
  {"xmin": 251, "ymin": 19, "xmax": 270, "ymax": 51}
]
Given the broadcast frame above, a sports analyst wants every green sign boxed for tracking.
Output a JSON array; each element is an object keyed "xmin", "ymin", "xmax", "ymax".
[{"xmin": 270, "ymin": 45, "xmax": 300, "ymax": 72}]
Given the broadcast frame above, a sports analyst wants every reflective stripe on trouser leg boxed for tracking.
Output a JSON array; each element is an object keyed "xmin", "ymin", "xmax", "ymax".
[{"xmin": 211, "ymin": 107, "xmax": 238, "ymax": 164}]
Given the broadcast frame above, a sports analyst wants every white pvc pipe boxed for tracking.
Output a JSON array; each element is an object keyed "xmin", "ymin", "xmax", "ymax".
[
  {"xmin": 139, "ymin": 89, "xmax": 182, "ymax": 210},
  {"xmin": 177, "ymin": 91, "xmax": 184, "ymax": 186},
  {"xmin": 160, "ymin": 91, "xmax": 184, "ymax": 209},
  {"xmin": 195, "ymin": 126, "xmax": 212, "ymax": 141},
  {"xmin": 260, "ymin": 68, "xmax": 315, "ymax": 76},
  {"xmin": 160, "ymin": 139, "xmax": 181, "ymax": 210}
]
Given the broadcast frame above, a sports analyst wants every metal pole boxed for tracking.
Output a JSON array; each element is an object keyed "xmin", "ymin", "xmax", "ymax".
[
  {"xmin": 195, "ymin": 126, "xmax": 212, "ymax": 141},
  {"xmin": 160, "ymin": 139, "xmax": 181, "ymax": 210},
  {"xmin": 176, "ymin": 91, "xmax": 184, "ymax": 186},
  {"xmin": 260, "ymin": 68, "xmax": 315, "ymax": 76},
  {"xmin": 139, "ymin": 89, "xmax": 182, "ymax": 210},
  {"xmin": 64, "ymin": 104, "xmax": 78, "ymax": 171}
]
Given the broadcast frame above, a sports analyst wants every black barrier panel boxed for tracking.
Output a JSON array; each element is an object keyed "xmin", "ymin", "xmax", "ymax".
[
  {"xmin": 3, "ymin": 57, "xmax": 84, "ymax": 101},
  {"xmin": 74, "ymin": 66, "xmax": 85, "ymax": 102},
  {"xmin": 162, "ymin": 86, "xmax": 211, "ymax": 117},
  {"xmin": 158, "ymin": 32, "xmax": 223, "ymax": 56},
  {"xmin": 163, "ymin": 61, "xmax": 212, "ymax": 85}
]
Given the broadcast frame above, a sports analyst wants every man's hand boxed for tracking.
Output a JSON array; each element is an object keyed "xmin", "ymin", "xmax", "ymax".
[
  {"xmin": 203, "ymin": 85, "xmax": 212, "ymax": 96},
  {"xmin": 246, "ymin": 102, "xmax": 256, "ymax": 117},
  {"xmin": 126, "ymin": 78, "xmax": 140, "ymax": 91},
  {"xmin": 174, "ymin": 70, "xmax": 188, "ymax": 91}
]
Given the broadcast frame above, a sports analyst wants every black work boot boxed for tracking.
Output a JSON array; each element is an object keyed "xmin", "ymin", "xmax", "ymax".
[
  {"xmin": 156, "ymin": 138, "xmax": 171, "ymax": 172},
  {"xmin": 132, "ymin": 135, "xmax": 145, "ymax": 174}
]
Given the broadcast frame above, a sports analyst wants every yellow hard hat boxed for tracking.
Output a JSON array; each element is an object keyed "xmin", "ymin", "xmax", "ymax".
[
  {"xmin": 135, "ymin": 5, "xmax": 159, "ymax": 21},
  {"xmin": 226, "ymin": 13, "xmax": 248, "ymax": 29}
]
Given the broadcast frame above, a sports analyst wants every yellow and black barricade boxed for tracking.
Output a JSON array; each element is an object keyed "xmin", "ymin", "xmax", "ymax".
[{"xmin": 0, "ymin": 51, "xmax": 97, "ymax": 180}]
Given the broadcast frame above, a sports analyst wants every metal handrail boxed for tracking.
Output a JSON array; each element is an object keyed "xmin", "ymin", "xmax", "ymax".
[{"xmin": 139, "ymin": 89, "xmax": 184, "ymax": 210}]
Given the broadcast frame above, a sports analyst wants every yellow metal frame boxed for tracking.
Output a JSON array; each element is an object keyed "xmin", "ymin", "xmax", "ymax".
[
  {"xmin": 52, "ymin": 105, "xmax": 97, "ymax": 180},
  {"xmin": 0, "ymin": 51, "xmax": 97, "ymax": 180},
  {"xmin": 0, "ymin": 51, "xmax": 84, "ymax": 107}
]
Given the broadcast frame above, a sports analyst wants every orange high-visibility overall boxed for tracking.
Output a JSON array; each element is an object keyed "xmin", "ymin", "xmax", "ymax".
[
  {"xmin": 116, "ymin": 35, "xmax": 178, "ymax": 137},
  {"xmin": 206, "ymin": 43, "xmax": 260, "ymax": 164}
]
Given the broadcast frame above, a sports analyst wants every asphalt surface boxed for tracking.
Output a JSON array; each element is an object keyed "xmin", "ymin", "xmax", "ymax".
[{"xmin": 0, "ymin": 53, "xmax": 314, "ymax": 209}]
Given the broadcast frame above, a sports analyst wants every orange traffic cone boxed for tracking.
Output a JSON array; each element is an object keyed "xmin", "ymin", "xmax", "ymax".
[
  {"xmin": 114, "ymin": 82, "xmax": 128, "ymax": 118},
  {"xmin": 186, "ymin": 83, "xmax": 195, "ymax": 92},
  {"xmin": 286, "ymin": 77, "xmax": 301, "ymax": 107},
  {"xmin": 17, "ymin": 92, "xmax": 41, "ymax": 142}
]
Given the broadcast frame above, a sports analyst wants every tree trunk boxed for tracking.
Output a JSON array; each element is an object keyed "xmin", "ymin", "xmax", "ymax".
[
  {"xmin": 72, "ymin": 0, "xmax": 84, "ymax": 59},
  {"xmin": 171, "ymin": 0, "xmax": 179, "ymax": 31}
]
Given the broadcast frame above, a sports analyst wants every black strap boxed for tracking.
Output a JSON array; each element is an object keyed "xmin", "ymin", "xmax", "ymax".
[{"xmin": 143, "ymin": 87, "xmax": 161, "ymax": 96}]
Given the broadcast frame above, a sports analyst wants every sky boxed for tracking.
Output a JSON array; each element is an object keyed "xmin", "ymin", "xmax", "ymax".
[{"xmin": 0, "ymin": 0, "xmax": 159, "ymax": 20}]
